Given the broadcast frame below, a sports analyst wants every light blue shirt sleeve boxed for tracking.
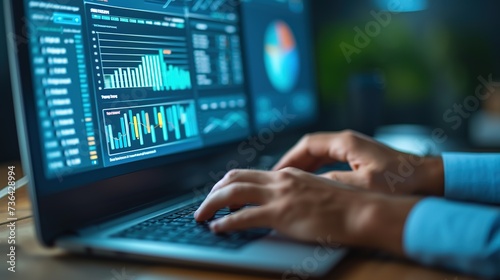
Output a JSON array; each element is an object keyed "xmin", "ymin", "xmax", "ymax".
[
  {"xmin": 403, "ymin": 153, "xmax": 500, "ymax": 278},
  {"xmin": 443, "ymin": 153, "xmax": 500, "ymax": 204}
]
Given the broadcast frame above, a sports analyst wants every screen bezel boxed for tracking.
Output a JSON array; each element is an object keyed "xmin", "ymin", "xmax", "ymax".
[{"xmin": 5, "ymin": 0, "xmax": 254, "ymax": 245}]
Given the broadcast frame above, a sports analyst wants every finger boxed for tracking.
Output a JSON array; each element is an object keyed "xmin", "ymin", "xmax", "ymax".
[
  {"xmin": 210, "ymin": 205, "xmax": 274, "ymax": 233},
  {"xmin": 195, "ymin": 183, "xmax": 272, "ymax": 221},
  {"xmin": 208, "ymin": 169, "xmax": 274, "ymax": 197},
  {"xmin": 272, "ymin": 133, "xmax": 342, "ymax": 171},
  {"xmin": 273, "ymin": 131, "xmax": 363, "ymax": 171},
  {"xmin": 229, "ymin": 204, "xmax": 245, "ymax": 211},
  {"xmin": 321, "ymin": 171, "xmax": 365, "ymax": 187}
]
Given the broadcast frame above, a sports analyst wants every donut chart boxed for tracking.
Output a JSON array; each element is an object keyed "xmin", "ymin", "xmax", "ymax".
[{"xmin": 264, "ymin": 21, "xmax": 300, "ymax": 93}]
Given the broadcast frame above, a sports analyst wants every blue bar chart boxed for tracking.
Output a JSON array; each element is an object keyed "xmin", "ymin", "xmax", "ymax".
[
  {"xmin": 103, "ymin": 49, "xmax": 192, "ymax": 91},
  {"xmin": 97, "ymin": 32, "xmax": 192, "ymax": 92},
  {"xmin": 103, "ymin": 101, "xmax": 199, "ymax": 155}
]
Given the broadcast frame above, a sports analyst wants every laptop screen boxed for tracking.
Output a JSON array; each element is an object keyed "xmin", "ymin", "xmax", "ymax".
[
  {"xmin": 23, "ymin": 0, "xmax": 250, "ymax": 179},
  {"xmin": 241, "ymin": 0, "xmax": 318, "ymax": 131}
]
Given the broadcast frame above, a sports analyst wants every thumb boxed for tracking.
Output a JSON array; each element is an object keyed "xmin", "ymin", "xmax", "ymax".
[{"xmin": 320, "ymin": 171, "xmax": 365, "ymax": 188}]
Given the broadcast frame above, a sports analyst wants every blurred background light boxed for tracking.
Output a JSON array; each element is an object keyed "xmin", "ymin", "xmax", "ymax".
[{"xmin": 375, "ymin": 0, "xmax": 428, "ymax": 12}]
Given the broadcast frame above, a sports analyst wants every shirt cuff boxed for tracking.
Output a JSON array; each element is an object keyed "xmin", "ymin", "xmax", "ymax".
[
  {"xmin": 403, "ymin": 198, "xmax": 500, "ymax": 278},
  {"xmin": 442, "ymin": 153, "xmax": 500, "ymax": 204}
]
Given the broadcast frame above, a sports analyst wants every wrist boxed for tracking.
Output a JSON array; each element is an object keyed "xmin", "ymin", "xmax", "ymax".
[
  {"xmin": 413, "ymin": 156, "xmax": 444, "ymax": 196},
  {"xmin": 349, "ymin": 194, "xmax": 420, "ymax": 255}
]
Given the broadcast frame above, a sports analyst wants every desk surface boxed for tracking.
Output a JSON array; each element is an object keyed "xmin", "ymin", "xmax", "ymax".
[{"xmin": 0, "ymin": 162, "xmax": 477, "ymax": 280}]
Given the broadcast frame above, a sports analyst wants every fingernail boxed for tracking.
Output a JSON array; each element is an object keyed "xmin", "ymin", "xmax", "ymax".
[{"xmin": 194, "ymin": 209, "xmax": 199, "ymax": 218}]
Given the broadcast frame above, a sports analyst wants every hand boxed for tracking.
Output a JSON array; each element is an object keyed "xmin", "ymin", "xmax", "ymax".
[
  {"xmin": 273, "ymin": 130, "xmax": 444, "ymax": 196},
  {"xmin": 195, "ymin": 168, "xmax": 418, "ymax": 255}
]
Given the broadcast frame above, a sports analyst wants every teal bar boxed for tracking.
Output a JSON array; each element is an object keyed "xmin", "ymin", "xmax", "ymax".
[
  {"xmin": 145, "ymin": 56, "xmax": 152, "ymax": 87},
  {"xmin": 108, "ymin": 125, "xmax": 115, "ymax": 150},
  {"xmin": 115, "ymin": 139, "xmax": 119, "ymax": 149},
  {"xmin": 124, "ymin": 113, "xmax": 131, "ymax": 147},
  {"xmin": 192, "ymin": 104, "xmax": 199, "ymax": 136},
  {"xmin": 154, "ymin": 107, "xmax": 159, "ymax": 125},
  {"xmin": 160, "ymin": 51, "xmax": 169, "ymax": 90},
  {"xmin": 148, "ymin": 56, "xmax": 156, "ymax": 89},
  {"xmin": 118, "ymin": 133, "xmax": 123, "ymax": 149},
  {"xmin": 127, "ymin": 68, "xmax": 132, "ymax": 88},
  {"xmin": 180, "ymin": 106, "xmax": 189, "ymax": 137},
  {"xmin": 172, "ymin": 105, "xmax": 180, "ymax": 140},
  {"xmin": 155, "ymin": 52, "xmax": 163, "ymax": 91},
  {"xmin": 138, "ymin": 65, "xmax": 145, "ymax": 87},
  {"xmin": 120, "ymin": 117, "xmax": 126, "ymax": 148},
  {"xmin": 135, "ymin": 68, "xmax": 141, "ymax": 88},
  {"xmin": 166, "ymin": 107, "xmax": 173, "ymax": 132},
  {"xmin": 114, "ymin": 70, "xmax": 120, "ymax": 88},
  {"xmin": 160, "ymin": 106, "xmax": 168, "ymax": 141},
  {"xmin": 141, "ymin": 110, "xmax": 147, "ymax": 135},
  {"xmin": 118, "ymin": 68, "xmax": 124, "ymax": 88},
  {"xmin": 151, "ymin": 125, "xmax": 156, "ymax": 143},
  {"xmin": 131, "ymin": 69, "xmax": 137, "ymax": 88},
  {"xmin": 141, "ymin": 57, "xmax": 149, "ymax": 87}
]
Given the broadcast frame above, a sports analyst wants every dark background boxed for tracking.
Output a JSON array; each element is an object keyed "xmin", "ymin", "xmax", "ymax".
[
  {"xmin": 0, "ymin": 2, "xmax": 20, "ymax": 162},
  {"xmin": 2, "ymin": 0, "xmax": 500, "ymax": 162},
  {"xmin": 310, "ymin": 0, "xmax": 500, "ymax": 141}
]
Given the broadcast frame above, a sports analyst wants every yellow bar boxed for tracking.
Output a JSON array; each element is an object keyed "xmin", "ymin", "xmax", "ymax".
[
  {"xmin": 146, "ymin": 113, "xmax": 151, "ymax": 133},
  {"xmin": 88, "ymin": 141, "xmax": 96, "ymax": 146},
  {"xmin": 87, "ymin": 136, "xmax": 95, "ymax": 141},
  {"xmin": 90, "ymin": 155, "xmax": 98, "ymax": 160},
  {"xmin": 133, "ymin": 116, "xmax": 139, "ymax": 139},
  {"xmin": 158, "ymin": 112, "xmax": 163, "ymax": 128},
  {"xmin": 90, "ymin": 151, "xmax": 97, "ymax": 156}
]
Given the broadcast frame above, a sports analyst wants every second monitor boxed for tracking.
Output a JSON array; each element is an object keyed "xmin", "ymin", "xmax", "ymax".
[{"xmin": 241, "ymin": 0, "xmax": 319, "ymax": 131}]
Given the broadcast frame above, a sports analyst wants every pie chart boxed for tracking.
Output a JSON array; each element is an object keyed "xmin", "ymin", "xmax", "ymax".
[{"xmin": 264, "ymin": 21, "xmax": 300, "ymax": 93}]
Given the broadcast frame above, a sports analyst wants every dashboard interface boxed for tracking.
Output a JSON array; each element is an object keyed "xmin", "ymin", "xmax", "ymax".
[
  {"xmin": 23, "ymin": 0, "xmax": 250, "ymax": 179},
  {"xmin": 241, "ymin": 0, "xmax": 317, "ymax": 130}
]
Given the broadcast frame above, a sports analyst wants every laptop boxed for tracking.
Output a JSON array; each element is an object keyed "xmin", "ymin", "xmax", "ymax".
[{"xmin": 5, "ymin": 0, "xmax": 346, "ymax": 277}]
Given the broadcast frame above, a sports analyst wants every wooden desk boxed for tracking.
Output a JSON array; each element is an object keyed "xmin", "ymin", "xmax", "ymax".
[{"xmin": 0, "ymin": 163, "xmax": 477, "ymax": 280}]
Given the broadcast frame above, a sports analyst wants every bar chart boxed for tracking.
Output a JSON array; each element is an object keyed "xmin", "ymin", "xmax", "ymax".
[
  {"xmin": 97, "ymin": 32, "xmax": 192, "ymax": 92},
  {"xmin": 103, "ymin": 101, "xmax": 199, "ymax": 155}
]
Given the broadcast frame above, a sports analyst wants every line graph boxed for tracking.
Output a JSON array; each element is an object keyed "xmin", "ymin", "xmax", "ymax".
[
  {"xmin": 202, "ymin": 111, "xmax": 248, "ymax": 134},
  {"xmin": 192, "ymin": 0, "xmax": 229, "ymax": 12},
  {"xmin": 96, "ymin": 32, "xmax": 192, "ymax": 92},
  {"xmin": 148, "ymin": 0, "xmax": 235, "ymax": 13}
]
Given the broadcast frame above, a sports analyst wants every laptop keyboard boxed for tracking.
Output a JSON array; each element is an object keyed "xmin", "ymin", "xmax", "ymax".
[{"xmin": 112, "ymin": 204, "xmax": 271, "ymax": 250}]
